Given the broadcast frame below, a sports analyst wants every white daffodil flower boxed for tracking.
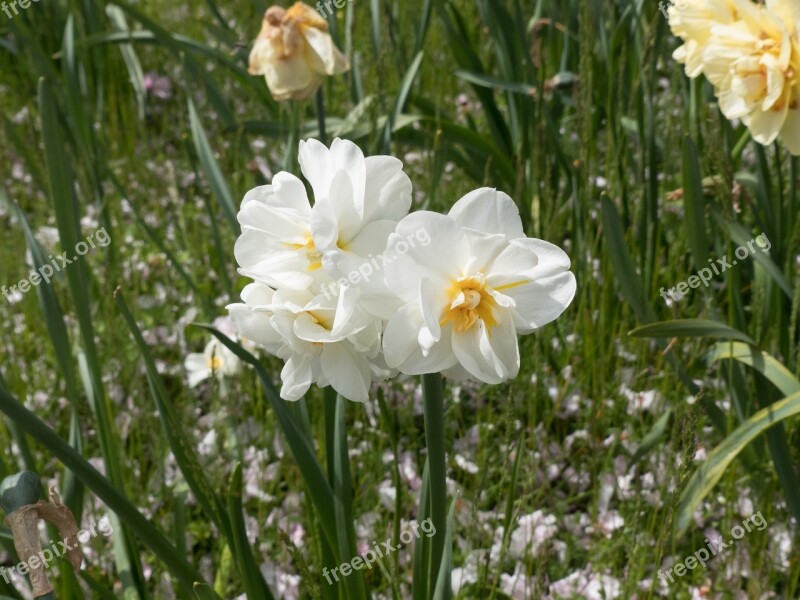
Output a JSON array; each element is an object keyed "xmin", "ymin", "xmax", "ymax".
[
  {"xmin": 234, "ymin": 172, "xmax": 329, "ymax": 291},
  {"xmin": 248, "ymin": 2, "xmax": 350, "ymax": 101},
  {"xmin": 227, "ymin": 283, "xmax": 286, "ymax": 356},
  {"xmin": 231, "ymin": 138, "xmax": 414, "ymax": 402},
  {"xmin": 184, "ymin": 338, "xmax": 242, "ymax": 388},
  {"xmin": 381, "ymin": 188, "xmax": 576, "ymax": 384},
  {"xmin": 235, "ymin": 138, "xmax": 412, "ymax": 298},
  {"xmin": 228, "ymin": 282, "xmax": 384, "ymax": 402},
  {"xmin": 270, "ymin": 286, "xmax": 384, "ymax": 402},
  {"xmin": 300, "ymin": 138, "xmax": 412, "ymax": 284}
]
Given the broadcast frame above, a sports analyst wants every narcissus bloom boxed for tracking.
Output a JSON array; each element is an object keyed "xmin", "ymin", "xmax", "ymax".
[
  {"xmin": 669, "ymin": 0, "xmax": 800, "ymax": 153},
  {"xmin": 227, "ymin": 281, "xmax": 389, "ymax": 401},
  {"xmin": 230, "ymin": 138, "xmax": 410, "ymax": 401},
  {"xmin": 381, "ymin": 188, "xmax": 576, "ymax": 384},
  {"xmin": 249, "ymin": 2, "xmax": 349, "ymax": 101},
  {"xmin": 235, "ymin": 138, "xmax": 411, "ymax": 294},
  {"xmin": 184, "ymin": 338, "xmax": 242, "ymax": 388}
]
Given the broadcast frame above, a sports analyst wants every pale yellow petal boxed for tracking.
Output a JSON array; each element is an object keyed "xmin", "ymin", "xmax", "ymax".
[
  {"xmin": 748, "ymin": 100, "xmax": 789, "ymax": 145},
  {"xmin": 302, "ymin": 25, "xmax": 351, "ymax": 74},
  {"xmin": 779, "ymin": 104, "xmax": 800, "ymax": 154}
]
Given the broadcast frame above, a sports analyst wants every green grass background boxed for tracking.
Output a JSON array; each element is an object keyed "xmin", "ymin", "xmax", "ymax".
[{"xmin": 0, "ymin": 0, "xmax": 798, "ymax": 598}]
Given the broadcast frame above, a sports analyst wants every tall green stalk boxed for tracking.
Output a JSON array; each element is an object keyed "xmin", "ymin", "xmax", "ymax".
[
  {"xmin": 323, "ymin": 387, "xmax": 367, "ymax": 600},
  {"xmin": 421, "ymin": 373, "xmax": 449, "ymax": 599},
  {"xmin": 316, "ymin": 88, "xmax": 328, "ymax": 145}
]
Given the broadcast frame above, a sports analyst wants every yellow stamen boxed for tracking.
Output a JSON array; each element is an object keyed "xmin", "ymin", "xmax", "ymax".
[
  {"xmin": 285, "ymin": 233, "xmax": 323, "ymax": 271},
  {"xmin": 440, "ymin": 274, "xmax": 499, "ymax": 333}
]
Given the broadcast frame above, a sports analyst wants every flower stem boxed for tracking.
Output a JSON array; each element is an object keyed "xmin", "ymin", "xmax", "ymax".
[
  {"xmin": 315, "ymin": 88, "xmax": 327, "ymax": 145},
  {"xmin": 324, "ymin": 387, "xmax": 367, "ymax": 600},
  {"xmin": 422, "ymin": 373, "xmax": 449, "ymax": 597}
]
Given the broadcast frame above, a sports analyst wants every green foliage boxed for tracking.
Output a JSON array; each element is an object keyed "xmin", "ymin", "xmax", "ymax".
[{"xmin": 0, "ymin": 0, "xmax": 798, "ymax": 597}]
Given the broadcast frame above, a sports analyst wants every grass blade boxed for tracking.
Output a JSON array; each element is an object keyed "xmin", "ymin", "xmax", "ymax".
[
  {"xmin": 629, "ymin": 319, "xmax": 757, "ymax": 345},
  {"xmin": 115, "ymin": 291, "xmax": 233, "ymax": 545},
  {"xmin": 681, "ymin": 135, "xmax": 709, "ymax": 270},
  {"xmin": 227, "ymin": 463, "xmax": 276, "ymax": 599},
  {"xmin": 421, "ymin": 373, "xmax": 448, "ymax": 598},
  {"xmin": 707, "ymin": 342, "xmax": 800, "ymax": 397},
  {"xmin": 199, "ymin": 326, "xmax": 343, "ymax": 562},
  {"xmin": 325, "ymin": 391, "xmax": 367, "ymax": 599},
  {"xmin": 188, "ymin": 98, "xmax": 238, "ymax": 232},
  {"xmin": 38, "ymin": 76, "xmax": 145, "ymax": 598},
  {"xmin": 675, "ymin": 390, "xmax": 800, "ymax": 535}
]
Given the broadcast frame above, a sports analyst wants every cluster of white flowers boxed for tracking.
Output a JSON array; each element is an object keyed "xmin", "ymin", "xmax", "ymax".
[
  {"xmin": 226, "ymin": 138, "xmax": 576, "ymax": 402},
  {"xmin": 668, "ymin": 0, "xmax": 800, "ymax": 153}
]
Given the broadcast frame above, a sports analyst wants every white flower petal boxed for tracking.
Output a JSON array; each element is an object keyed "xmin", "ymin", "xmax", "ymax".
[
  {"xmin": 281, "ymin": 354, "xmax": 315, "ymax": 401},
  {"xmin": 386, "ymin": 211, "xmax": 467, "ymax": 288},
  {"xmin": 505, "ymin": 271, "xmax": 577, "ymax": 333},
  {"xmin": 321, "ymin": 343, "xmax": 371, "ymax": 402},
  {"xmin": 451, "ymin": 315, "xmax": 519, "ymax": 383},
  {"xmin": 184, "ymin": 353, "xmax": 208, "ymax": 372},
  {"xmin": 362, "ymin": 156, "xmax": 413, "ymax": 223},
  {"xmin": 487, "ymin": 237, "xmax": 572, "ymax": 286},
  {"xmin": 188, "ymin": 368, "xmax": 211, "ymax": 388},
  {"xmin": 448, "ymin": 188, "xmax": 525, "ymax": 239}
]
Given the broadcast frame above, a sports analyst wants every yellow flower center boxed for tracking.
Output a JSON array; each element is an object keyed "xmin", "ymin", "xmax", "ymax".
[
  {"xmin": 285, "ymin": 233, "xmax": 322, "ymax": 271},
  {"xmin": 303, "ymin": 236, "xmax": 323, "ymax": 271},
  {"xmin": 307, "ymin": 311, "xmax": 331, "ymax": 331},
  {"xmin": 207, "ymin": 355, "xmax": 224, "ymax": 372},
  {"xmin": 440, "ymin": 274, "xmax": 499, "ymax": 333}
]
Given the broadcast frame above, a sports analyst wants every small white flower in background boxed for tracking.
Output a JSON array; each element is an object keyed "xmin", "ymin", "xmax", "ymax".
[
  {"xmin": 381, "ymin": 188, "xmax": 576, "ymax": 383},
  {"xmin": 451, "ymin": 551, "xmax": 483, "ymax": 596},
  {"xmin": 508, "ymin": 510, "xmax": 559, "ymax": 559},
  {"xmin": 619, "ymin": 383, "xmax": 659, "ymax": 413},
  {"xmin": 248, "ymin": 2, "xmax": 349, "ymax": 101},
  {"xmin": 594, "ymin": 509, "xmax": 625, "ymax": 537},
  {"xmin": 143, "ymin": 72, "xmax": 172, "ymax": 100},
  {"xmin": 183, "ymin": 316, "xmax": 250, "ymax": 388},
  {"xmin": 548, "ymin": 566, "xmax": 621, "ymax": 600},
  {"xmin": 184, "ymin": 338, "xmax": 241, "ymax": 388},
  {"xmin": 454, "ymin": 454, "xmax": 479, "ymax": 474},
  {"xmin": 500, "ymin": 565, "xmax": 536, "ymax": 600}
]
